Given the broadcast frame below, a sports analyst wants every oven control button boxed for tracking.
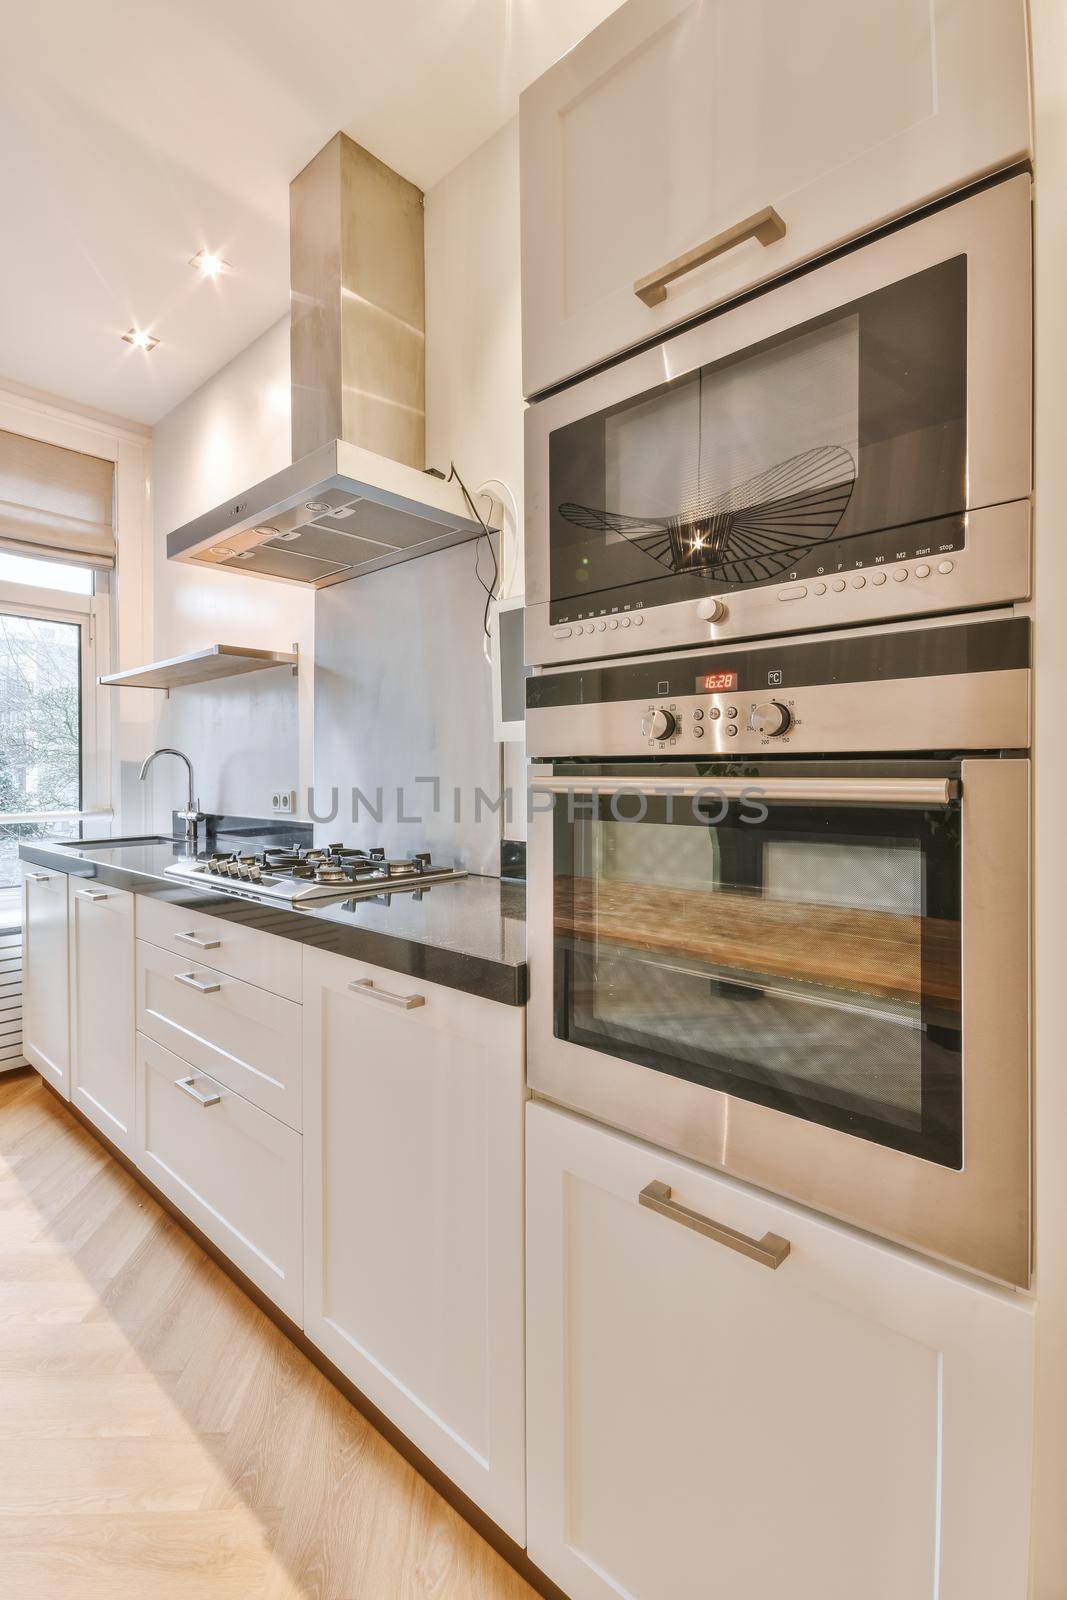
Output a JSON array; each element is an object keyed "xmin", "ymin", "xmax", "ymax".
[
  {"xmin": 778, "ymin": 584, "xmax": 807, "ymax": 601},
  {"xmin": 915, "ymin": 563, "xmax": 931, "ymax": 578},
  {"xmin": 872, "ymin": 571, "xmax": 888, "ymax": 586},
  {"xmin": 693, "ymin": 725, "xmax": 705, "ymax": 739},
  {"xmin": 641, "ymin": 708, "xmax": 677, "ymax": 741},
  {"xmin": 750, "ymin": 701, "xmax": 792, "ymax": 738},
  {"xmin": 893, "ymin": 567, "xmax": 908, "ymax": 582},
  {"xmin": 938, "ymin": 560, "xmax": 954, "ymax": 574},
  {"xmin": 725, "ymin": 724, "xmax": 739, "ymax": 738},
  {"xmin": 553, "ymin": 627, "xmax": 572, "ymax": 639},
  {"xmin": 696, "ymin": 597, "xmax": 727, "ymax": 623},
  {"xmin": 831, "ymin": 578, "xmax": 846, "ymax": 592}
]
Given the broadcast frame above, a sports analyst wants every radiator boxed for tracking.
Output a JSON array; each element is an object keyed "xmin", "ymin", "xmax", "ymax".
[{"xmin": 0, "ymin": 926, "xmax": 26, "ymax": 1072}]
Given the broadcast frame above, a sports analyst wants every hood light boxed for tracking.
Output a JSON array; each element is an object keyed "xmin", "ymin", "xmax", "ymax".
[
  {"xmin": 190, "ymin": 249, "xmax": 231, "ymax": 278},
  {"xmin": 122, "ymin": 328, "xmax": 159, "ymax": 351}
]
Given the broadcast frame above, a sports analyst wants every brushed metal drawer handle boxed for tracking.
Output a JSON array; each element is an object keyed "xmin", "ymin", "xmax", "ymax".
[
  {"xmin": 634, "ymin": 205, "xmax": 787, "ymax": 307},
  {"xmin": 348, "ymin": 977, "xmax": 426, "ymax": 1011},
  {"xmin": 26, "ymin": 872, "xmax": 50, "ymax": 882},
  {"xmin": 174, "ymin": 930, "xmax": 221, "ymax": 950},
  {"xmin": 639, "ymin": 1180, "xmax": 791, "ymax": 1269},
  {"xmin": 175, "ymin": 1074, "xmax": 221, "ymax": 1107},
  {"xmin": 75, "ymin": 889, "xmax": 109, "ymax": 902},
  {"xmin": 174, "ymin": 970, "xmax": 221, "ymax": 994}
]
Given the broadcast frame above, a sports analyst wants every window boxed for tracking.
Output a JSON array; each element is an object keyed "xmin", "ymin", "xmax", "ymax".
[{"xmin": 0, "ymin": 552, "xmax": 93, "ymax": 594}]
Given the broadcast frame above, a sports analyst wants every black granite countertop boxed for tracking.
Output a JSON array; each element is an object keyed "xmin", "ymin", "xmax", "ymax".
[{"xmin": 19, "ymin": 833, "xmax": 527, "ymax": 1005}]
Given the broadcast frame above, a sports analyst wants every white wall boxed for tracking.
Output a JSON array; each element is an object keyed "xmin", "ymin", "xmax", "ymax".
[
  {"xmin": 425, "ymin": 117, "xmax": 527, "ymax": 843},
  {"xmin": 146, "ymin": 315, "xmax": 314, "ymax": 829}
]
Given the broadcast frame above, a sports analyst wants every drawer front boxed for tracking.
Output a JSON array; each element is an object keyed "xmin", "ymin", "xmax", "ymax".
[
  {"xmin": 137, "ymin": 939, "xmax": 302, "ymax": 1130},
  {"xmin": 136, "ymin": 894, "xmax": 301, "ymax": 1002},
  {"xmin": 135, "ymin": 1033, "xmax": 302, "ymax": 1321}
]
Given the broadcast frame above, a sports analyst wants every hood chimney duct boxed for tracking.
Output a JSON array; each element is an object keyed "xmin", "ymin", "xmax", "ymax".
[{"xmin": 289, "ymin": 132, "xmax": 426, "ymax": 467}]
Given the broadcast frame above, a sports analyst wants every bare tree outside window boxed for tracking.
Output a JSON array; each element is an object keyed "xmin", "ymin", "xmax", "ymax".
[{"xmin": 0, "ymin": 613, "xmax": 82, "ymax": 886}]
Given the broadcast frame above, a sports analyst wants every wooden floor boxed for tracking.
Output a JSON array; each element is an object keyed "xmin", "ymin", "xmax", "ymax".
[{"xmin": 0, "ymin": 1069, "xmax": 537, "ymax": 1600}]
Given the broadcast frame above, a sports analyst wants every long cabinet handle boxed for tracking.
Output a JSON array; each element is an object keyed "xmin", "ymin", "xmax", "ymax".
[
  {"xmin": 348, "ymin": 977, "xmax": 426, "ymax": 1011},
  {"xmin": 530, "ymin": 776, "xmax": 957, "ymax": 807},
  {"xmin": 634, "ymin": 205, "xmax": 787, "ymax": 307},
  {"xmin": 174, "ymin": 930, "xmax": 221, "ymax": 950},
  {"xmin": 75, "ymin": 889, "xmax": 109, "ymax": 902},
  {"xmin": 174, "ymin": 970, "xmax": 221, "ymax": 994},
  {"xmin": 639, "ymin": 1180, "xmax": 790, "ymax": 1269},
  {"xmin": 175, "ymin": 1074, "xmax": 221, "ymax": 1107}
]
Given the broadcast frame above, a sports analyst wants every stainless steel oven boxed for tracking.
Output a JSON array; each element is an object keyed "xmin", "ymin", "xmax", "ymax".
[
  {"xmin": 526, "ymin": 614, "xmax": 1031, "ymax": 1285},
  {"xmin": 525, "ymin": 174, "xmax": 1031, "ymax": 667}
]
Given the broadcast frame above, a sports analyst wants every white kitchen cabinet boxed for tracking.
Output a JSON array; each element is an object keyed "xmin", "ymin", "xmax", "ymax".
[
  {"xmin": 302, "ymin": 946, "xmax": 526, "ymax": 1541},
  {"xmin": 526, "ymin": 1102, "xmax": 1034, "ymax": 1600},
  {"xmin": 520, "ymin": 0, "xmax": 1031, "ymax": 394},
  {"xmin": 20, "ymin": 865, "xmax": 70, "ymax": 1095},
  {"xmin": 135, "ymin": 1031, "xmax": 303, "ymax": 1321},
  {"xmin": 136, "ymin": 893, "xmax": 302, "ymax": 1002},
  {"xmin": 69, "ymin": 880, "xmax": 135, "ymax": 1155},
  {"xmin": 136, "ymin": 937, "xmax": 303, "ymax": 1129}
]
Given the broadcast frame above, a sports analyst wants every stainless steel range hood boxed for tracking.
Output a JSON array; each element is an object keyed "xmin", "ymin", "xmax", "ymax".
[{"xmin": 166, "ymin": 132, "xmax": 490, "ymax": 588}]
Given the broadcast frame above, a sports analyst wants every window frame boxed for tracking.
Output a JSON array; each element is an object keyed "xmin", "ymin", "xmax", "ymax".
[{"xmin": 0, "ymin": 572, "xmax": 113, "ymax": 837}]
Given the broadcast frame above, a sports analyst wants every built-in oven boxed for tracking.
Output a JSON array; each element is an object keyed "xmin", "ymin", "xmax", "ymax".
[
  {"xmin": 526, "ymin": 615, "xmax": 1031, "ymax": 1285},
  {"xmin": 525, "ymin": 173, "xmax": 1031, "ymax": 667}
]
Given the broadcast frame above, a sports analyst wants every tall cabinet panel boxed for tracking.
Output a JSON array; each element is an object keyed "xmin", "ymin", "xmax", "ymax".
[
  {"xmin": 21, "ymin": 866, "xmax": 70, "ymax": 1096},
  {"xmin": 526, "ymin": 1102, "xmax": 1034, "ymax": 1600},
  {"xmin": 520, "ymin": 0, "xmax": 1031, "ymax": 394},
  {"xmin": 302, "ymin": 947, "xmax": 527, "ymax": 1541},
  {"xmin": 69, "ymin": 881, "xmax": 135, "ymax": 1154}
]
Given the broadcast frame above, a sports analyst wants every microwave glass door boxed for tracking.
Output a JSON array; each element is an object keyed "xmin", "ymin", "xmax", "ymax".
[
  {"xmin": 551, "ymin": 771, "xmax": 962, "ymax": 1165},
  {"xmin": 548, "ymin": 257, "xmax": 966, "ymax": 621}
]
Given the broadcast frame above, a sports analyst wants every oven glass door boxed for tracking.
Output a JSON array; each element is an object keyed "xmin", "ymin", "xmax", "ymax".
[
  {"xmin": 549, "ymin": 765, "xmax": 962, "ymax": 1166},
  {"xmin": 548, "ymin": 256, "xmax": 967, "ymax": 622}
]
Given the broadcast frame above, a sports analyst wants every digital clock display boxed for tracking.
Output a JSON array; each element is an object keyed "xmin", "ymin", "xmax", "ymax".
[{"xmin": 697, "ymin": 670, "xmax": 739, "ymax": 692}]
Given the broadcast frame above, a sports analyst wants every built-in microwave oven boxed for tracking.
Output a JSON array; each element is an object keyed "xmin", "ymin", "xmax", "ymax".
[
  {"xmin": 524, "ymin": 174, "xmax": 1031, "ymax": 667},
  {"xmin": 525, "ymin": 614, "xmax": 1031, "ymax": 1286}
]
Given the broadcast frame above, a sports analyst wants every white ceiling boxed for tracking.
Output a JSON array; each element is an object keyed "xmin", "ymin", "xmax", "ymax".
[{"xmin": 0, "ymin": 0, "xmax": 620, "ymax": 426}]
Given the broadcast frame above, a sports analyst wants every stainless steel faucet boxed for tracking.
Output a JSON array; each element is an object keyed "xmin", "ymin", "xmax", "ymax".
[{"xmin": 139, "ymin": 748, "xmax": 204, "ymax": 849}]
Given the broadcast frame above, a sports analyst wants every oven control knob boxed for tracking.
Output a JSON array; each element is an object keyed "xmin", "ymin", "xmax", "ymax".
[
  {"xmin": 641, "ymin": 708, "xmax": 677, "ymax": 741},
  {"xmin": 696, "ymin": 597, "xmax": 727, "ymax": 623},
  {"xmin": 750, "ymin": 701, "xmax": 792, "ymax": 737}
]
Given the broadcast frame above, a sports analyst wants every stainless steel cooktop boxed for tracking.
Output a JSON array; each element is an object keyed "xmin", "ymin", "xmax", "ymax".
[{"xmin": 164, "ymin": 842, "xmax": 468, "ymax": 904}]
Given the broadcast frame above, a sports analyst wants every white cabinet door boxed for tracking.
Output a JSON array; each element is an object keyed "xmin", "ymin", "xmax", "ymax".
[
  {"xmin": 302, "ymin": 947, "xmax": 526, "ymax": 1541},
  {"xmin": 20, "ymin": 866, "xmax": 70, "ymax": 1095},
  {"xmin": 520, "ymin": 0, "xmax": 1031, "ymax": 394},
  {"xmin": 69, "ymin": 880, "xmax": 135, "ymax": 1155},
  {"xmin": 135, "ymin": 1032, "xmax": 303, "ymax": 1321},
  {"xmin": 526, "ymin": 1102, "xmax": 1034, "ymax": 1600}
]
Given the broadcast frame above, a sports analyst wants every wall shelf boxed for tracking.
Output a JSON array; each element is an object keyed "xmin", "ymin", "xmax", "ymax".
[{"xmin": 99, "ymin": 644, "xmax": 299, "ymax": 693}]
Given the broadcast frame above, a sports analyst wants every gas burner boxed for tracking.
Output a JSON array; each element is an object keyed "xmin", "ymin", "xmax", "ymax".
[{"xmin": 166, "ymin": 842, "xmax": 467, "ymax": 904}]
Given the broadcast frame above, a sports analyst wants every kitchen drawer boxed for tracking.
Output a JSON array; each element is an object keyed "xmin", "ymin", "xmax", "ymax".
[
  {"xmin": 137, "ymin": 938, "xmax": 302, "ymax": 1130},
  {"xmin": 135, "ymin": 1032, "xmax": 302, "ymax": 1321},
  {"xmin": 136, "ymin": 894, "xmax": 301, "ymax": 1002}
]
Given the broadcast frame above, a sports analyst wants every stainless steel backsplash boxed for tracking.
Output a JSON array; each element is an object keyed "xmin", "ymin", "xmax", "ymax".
[{"xmin": 314, "ymin": 540, "xmax": 503, "ymax": 874}]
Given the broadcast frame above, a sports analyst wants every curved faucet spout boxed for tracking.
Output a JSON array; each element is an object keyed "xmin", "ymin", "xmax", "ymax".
[{"xmin": 139, "ymin": 748, "xmax": 203, "ymax": 848}]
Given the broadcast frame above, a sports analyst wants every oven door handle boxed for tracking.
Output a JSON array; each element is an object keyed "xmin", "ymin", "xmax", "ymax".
[{"xmin": 529, "ymin": 776, "xmax": 959, "ymax": 806}]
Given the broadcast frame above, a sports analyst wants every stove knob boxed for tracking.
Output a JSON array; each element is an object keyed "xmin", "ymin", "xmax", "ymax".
[
  {"xmin": 696, "ymin": 597, "xmax": 727, "ymax": 623},
  {"xmin": 641, "ymin": 708, "xmax": 677, "ymax": 741},
  {"xmin": 749, "ymin": 700, "xmax": 792, "ymax": 738}
]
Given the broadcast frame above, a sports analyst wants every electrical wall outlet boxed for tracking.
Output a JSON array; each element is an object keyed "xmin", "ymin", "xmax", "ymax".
[{"xmin": 271, "ymin": 789, "xmax": 297, "ymax": 814}]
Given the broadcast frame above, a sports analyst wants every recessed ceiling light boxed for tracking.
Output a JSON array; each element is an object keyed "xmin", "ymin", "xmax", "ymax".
[
  {"xmin": 122, "ymin": 328, "xmax": 159, "ymax": 351},
  {"xmin": 189, "ymin": 248, "xmax": 231, "ymax": 277}
]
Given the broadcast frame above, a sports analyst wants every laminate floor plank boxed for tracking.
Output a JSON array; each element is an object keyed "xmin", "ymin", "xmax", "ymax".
[{"xmin": 0, "ymin": 1073, "xmax": 537, "ymax": 1600}]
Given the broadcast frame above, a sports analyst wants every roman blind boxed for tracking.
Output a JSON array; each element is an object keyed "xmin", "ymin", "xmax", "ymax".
[{"xmin": 0, "ymin": 428, "xmax": 115, "ymax": 568}]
